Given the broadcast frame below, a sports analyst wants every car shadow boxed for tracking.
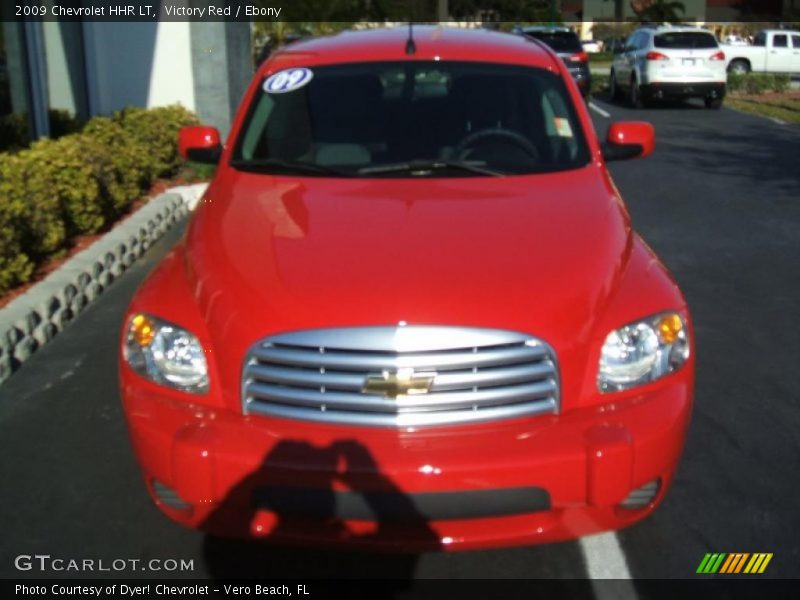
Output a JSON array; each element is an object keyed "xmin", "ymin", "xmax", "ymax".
[
  {"xmin": 594, "ymin": 90, "xmax": 708, "ymax": 110},
  {"xmin": 201, "ymin": 439, "xmax": 441, "ymax": 586}
]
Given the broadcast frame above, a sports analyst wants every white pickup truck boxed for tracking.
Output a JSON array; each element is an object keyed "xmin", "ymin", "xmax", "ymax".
[{"xmin": 723, "ymin": 30, "xmax": 800, "ymax": 74}]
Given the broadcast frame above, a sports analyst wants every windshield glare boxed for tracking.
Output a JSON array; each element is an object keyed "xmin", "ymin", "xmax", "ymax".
[{"xmin": 233, "ymin": 61, "xmax": 591, "ymax": 177}]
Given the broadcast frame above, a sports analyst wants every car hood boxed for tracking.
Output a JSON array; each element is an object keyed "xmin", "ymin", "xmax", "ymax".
[{"xmin": 185, "ymin": 166, "xmax": 631, "ymax": 354}]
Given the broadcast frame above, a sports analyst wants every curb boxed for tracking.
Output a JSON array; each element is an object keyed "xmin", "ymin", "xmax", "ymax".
[{"xmin": 0, "ymin": 183, "xmax": 208, "ymax": 385}]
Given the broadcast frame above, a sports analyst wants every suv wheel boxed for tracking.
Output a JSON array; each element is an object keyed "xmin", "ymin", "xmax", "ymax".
[
  {"xmin": 630, "ymin": 76, "xmax": 644, "ymax": 108},
  {"xmin": 609, "ymin": 70, "xmax": 622, "ymax": 101}
]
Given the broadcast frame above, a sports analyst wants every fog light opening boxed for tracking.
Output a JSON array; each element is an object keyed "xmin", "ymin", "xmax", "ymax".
[
  {"xmin": 152, "ymin": 480, "xmax": 192, "ymax": 512},
  {"xmin": 618, "ymin": 478, "xmax": 661, "ymax": 510}
]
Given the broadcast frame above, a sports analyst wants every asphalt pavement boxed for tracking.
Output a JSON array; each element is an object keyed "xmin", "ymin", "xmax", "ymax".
[{"xmin": 1, "ymin": 95, "xmax": 798, "ymax": 582}]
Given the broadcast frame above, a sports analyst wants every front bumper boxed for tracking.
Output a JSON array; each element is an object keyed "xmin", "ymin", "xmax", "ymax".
[{"xmin": 121, "ymin": 370, "xmax": 693, "ymax": 551}]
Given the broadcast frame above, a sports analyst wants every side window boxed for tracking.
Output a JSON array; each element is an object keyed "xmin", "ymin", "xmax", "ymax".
[
  {"xmin": 753, "ymin": 32, "xmax": 766, "ymax": 47},
  {"xmin": 625, "ymin": 31, "xmax": 642, "ymax": 50},
  {"xmin": 773, "ymin": 34, "xmax": 788, "ymax": 48},
  {"xmin": 241, "ymin": 94, "xmax": 275, "ymax": 160},
  {"xmin": 541, "ymin": 88, "xmax": 579, "ymax": 162},
  {"xmin": 793, "ymin": 35, "xmax": 800, "ymax": 49}
]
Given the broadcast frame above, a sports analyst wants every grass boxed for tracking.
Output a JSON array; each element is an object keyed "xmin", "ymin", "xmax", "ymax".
[
  {"xmin": 725, "ymin": 95, "xmax": 800, "ymax": 124},
  {"xmin": 588, "ymin": 52, "xmax": 614, "ymax": 64},
  {"xmin": 591, "ymin": 75, "xmax": 609, "ymax": 95},
  {"xmin": 180, "ymin": 161, "xmax": 217, "ymax": 181}
]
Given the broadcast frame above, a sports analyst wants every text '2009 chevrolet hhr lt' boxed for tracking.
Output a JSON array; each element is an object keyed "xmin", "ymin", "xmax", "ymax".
[{"xmin": 119, "ymin": 26, "xmax": 694, "ymax": 550}]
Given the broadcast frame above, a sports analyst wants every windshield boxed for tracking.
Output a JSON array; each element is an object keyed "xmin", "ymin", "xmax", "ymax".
[
  {"xmin": 654, "ymin": 32, "xmax": 718, "ymax": 49},
  {"xmin": 232, "ymin": 61, "xmax": 591, "ymax": 177}
]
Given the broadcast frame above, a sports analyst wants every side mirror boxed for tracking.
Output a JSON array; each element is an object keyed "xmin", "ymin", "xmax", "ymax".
[
  {"xmin": 178, "ymin": 125, "xmax": 222, "ymax": 164},
  {"xmin": 602, "ymin": 121, "xmax": 655, "ymax": 162}
]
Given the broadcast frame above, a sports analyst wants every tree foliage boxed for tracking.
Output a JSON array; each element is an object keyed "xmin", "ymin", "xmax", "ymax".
[{"xmin": 632, "ymin": 0, "xmax": 686, "ymax": 22}]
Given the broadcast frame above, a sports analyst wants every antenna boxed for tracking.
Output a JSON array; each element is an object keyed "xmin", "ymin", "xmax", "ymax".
[{"xmin": 406, "ymin": 22, "xmax": 416, "ymax": 55}]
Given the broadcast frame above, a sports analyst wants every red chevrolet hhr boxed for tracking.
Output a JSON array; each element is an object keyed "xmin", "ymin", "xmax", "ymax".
[{"xmin": 119, "ymin": 26, "xmax": 694, "ymax": 550}]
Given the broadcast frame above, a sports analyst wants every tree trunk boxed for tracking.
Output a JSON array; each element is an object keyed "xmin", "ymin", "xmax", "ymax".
[{"xmin": 438, "ymin": 0, "xmax": 448, "ymax": 21}]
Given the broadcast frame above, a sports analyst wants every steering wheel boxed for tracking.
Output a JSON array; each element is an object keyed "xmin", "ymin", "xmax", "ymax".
[{"xmin": 453, "ymin": 128, "xmax": 539, "ymax": 162}]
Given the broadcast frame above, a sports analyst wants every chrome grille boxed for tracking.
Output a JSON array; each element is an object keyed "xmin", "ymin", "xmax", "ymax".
[{"xmin": 242, "ymin": 326, "xmax": 559, "ymax": 427}]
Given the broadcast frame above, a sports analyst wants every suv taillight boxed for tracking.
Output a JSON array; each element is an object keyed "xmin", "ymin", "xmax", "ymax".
[
  {"xmin": 709, "ymin": 51, "xmax": 726, "ymax": 61},
  {"xmin": 568, "ymin": 51, "xmax": 589, "ymax": 62},
  {"xmin": 646, "ymin": 51, "xmax": 670, "ymax": 61}
]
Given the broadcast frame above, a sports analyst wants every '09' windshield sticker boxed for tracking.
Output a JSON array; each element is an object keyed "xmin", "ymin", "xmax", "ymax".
[{"xmin": 263, "ymin": 68, "xmax": 314, "ymax": 94}]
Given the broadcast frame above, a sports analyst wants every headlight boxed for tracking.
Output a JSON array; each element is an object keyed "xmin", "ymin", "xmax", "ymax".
[
  {"xmin": 598, "ymin": 312, "xmax": 689, "ymax": 392},
  {"xmin": 123, "ymin": 313, "xmax": 209, "ymax": 393}
]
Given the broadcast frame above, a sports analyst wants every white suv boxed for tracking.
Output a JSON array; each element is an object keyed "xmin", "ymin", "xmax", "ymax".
[{"xmin": 610, "ymin": 26, "xmax": 727, "ymax": 109}]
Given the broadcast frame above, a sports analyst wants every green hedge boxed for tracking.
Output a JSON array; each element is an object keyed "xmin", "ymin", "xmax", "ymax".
[
  {"xmin": 0, "ymin": 104, "xmax": 198, "ymax": 295},
  {"xmin": 728, "ymin": 73, "xmax": 791, "ymax": 95}
]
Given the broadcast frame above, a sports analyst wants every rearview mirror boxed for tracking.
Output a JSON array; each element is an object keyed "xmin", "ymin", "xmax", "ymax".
[
  {"xmin": 178, "ymin": 126, "xmax": 222, "ymax": 164},
  {"xmin": 602, "ymin": 121, "xmax": 655, "ymax": 162}
]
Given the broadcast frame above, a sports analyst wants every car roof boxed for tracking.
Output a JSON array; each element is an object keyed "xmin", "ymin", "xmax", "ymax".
[{"xmin": 261, "ymin": 25, "xmax": 560, "ymax": 74}]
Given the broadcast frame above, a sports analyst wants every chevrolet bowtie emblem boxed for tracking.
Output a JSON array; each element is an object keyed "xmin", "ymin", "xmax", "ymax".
[{"xmin": 362, "ymin": 368, "xmax": 435, "ymax": 398}]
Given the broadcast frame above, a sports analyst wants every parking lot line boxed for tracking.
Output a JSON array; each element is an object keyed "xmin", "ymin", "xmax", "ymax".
[
  {"xmin": 580, "ymin": 532, "xmax": 636, "ymax": 592},
  {"xmin": 588, "ymin": 102, "xmax": 612, "ymax": 118}
]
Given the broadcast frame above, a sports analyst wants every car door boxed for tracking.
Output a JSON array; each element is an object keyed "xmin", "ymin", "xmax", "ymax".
[
  {"xmin": 630, "ymin": 32, "xmax": 649, "ymax": 84},
  {"xmin": 615, "ymin": 32, "xmax": 640, "ymax": 86},
  {"xmin": 613, "ymin": 34, "xmax": 632, "ymax": 84},
  {"xmin": 767, "ymin": 33, "xmax": 794, "ymax": 72}
]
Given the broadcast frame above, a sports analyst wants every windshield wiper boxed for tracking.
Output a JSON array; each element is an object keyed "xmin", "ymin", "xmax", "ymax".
[
  {"xmin": 230, "ymin": 159, "xmax": 352, "ymax": 177},
  {"xmin": 357, "ymin": 160, "xmax": 505, "ymax": 177}
]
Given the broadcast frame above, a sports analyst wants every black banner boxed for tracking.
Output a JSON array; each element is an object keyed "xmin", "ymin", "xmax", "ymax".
[
  {"xmin": 4, "ymin": 579, "xmax": 800, "ymax": 600},
  {"xmin": 2, "ymin": 0, "xmax": 798, "ymax": 23}
]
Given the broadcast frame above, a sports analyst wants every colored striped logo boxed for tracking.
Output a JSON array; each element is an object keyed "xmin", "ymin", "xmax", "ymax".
[{"xmin": 696, "ymin": 553, "xmax": 773, "ymax": 574}]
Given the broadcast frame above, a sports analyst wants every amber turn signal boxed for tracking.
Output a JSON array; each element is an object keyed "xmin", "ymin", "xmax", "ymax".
[
  {"xmin": 656, "ymin": 314, "xmax": 683, "ymax": 344},
  {"xmin": 131, "ymin": 314, "xmax": 156, "ymax": 347}
]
